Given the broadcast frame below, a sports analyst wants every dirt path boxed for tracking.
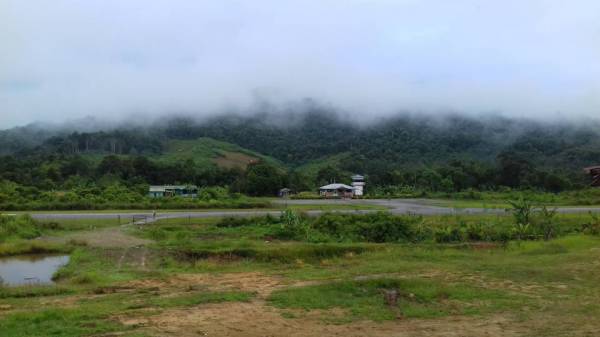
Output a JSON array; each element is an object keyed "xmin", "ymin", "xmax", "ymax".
[{"xmin": 39, "ymin": 225, "xmax": 151, "ymax": 249}]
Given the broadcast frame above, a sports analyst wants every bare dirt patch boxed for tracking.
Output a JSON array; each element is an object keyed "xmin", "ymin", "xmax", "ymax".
[
  {"xmin": 125, "ymin": 272, "xmax": 284, "ymax": 298},
  {"xmin": 213, "ymin": 151, "xmax": 259, "ymax": 169},
  {"xmin": 125, "ymin": 301, "xmax": 521, "ymax": 337}
]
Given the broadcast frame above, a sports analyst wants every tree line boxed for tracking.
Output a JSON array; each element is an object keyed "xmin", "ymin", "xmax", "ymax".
[{"xmin": 0, "ymin": 110, "xmax": 598, "ymax": 202}]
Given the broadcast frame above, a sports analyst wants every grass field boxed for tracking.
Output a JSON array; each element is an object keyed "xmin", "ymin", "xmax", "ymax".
[
  {"xmin": 7, "ymin": 202, "xmax": 385, "ymax": 214},
  {"xmin": 423, "ymin": 189, "xmax": 600, "ymax": 207},
  {"xmin": 426, "ymin": 199, "xmax": 513, "ymax": 209},
  {"xmin": 1, "ymin": 211, "xmax": 600, "ymax": 336}
]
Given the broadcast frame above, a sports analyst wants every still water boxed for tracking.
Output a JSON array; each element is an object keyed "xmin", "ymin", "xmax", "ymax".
[{"xmin": 0, "ymin": 255, "xmax": 70, "ymax": 286}]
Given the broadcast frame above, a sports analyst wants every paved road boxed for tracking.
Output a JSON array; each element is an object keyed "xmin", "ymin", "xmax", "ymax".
[
  {"xmin": 27, "ymin": 199, "xmax": 600, "ymax": 222},
  {"xmin": 277, "ymin": 198, "xmax": 600, "ymax": 215},
  {"xmin": 29, "ymin": 209, "xmax": 375, "ymax": 224}
]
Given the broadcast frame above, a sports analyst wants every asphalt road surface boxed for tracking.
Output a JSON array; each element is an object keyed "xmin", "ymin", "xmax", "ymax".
[{"xmin": 27, "ymin": 199, "xmax": 600, "ymax": 223}]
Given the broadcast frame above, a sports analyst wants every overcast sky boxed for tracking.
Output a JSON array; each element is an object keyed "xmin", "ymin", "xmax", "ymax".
[{"xmin": 1, "ymin": 0, "xmax": 599, "ymax": 128}]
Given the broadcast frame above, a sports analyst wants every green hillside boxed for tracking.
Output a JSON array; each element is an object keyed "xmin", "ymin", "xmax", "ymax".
[
  {"xmin": 2, "ymin": 112, "xmax": 599, "ymax": 195},
  {"xmin": 294, "ymin": 152, "xmax": 354, "ymax": 184},
  {"xmin": 155, "ymin": 137, "xmax": 282, "ymax": 170}
]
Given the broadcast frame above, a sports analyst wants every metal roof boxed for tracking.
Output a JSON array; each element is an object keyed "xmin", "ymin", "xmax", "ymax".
[{"xmin": 319, "ymin": 183, "xmax": 354, "ymax": 190}]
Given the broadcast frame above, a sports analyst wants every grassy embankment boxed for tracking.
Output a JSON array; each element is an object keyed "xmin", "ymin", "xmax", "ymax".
[{"xmin": 8, "ymin": 201, "xmax": 386, "ymax": 214}]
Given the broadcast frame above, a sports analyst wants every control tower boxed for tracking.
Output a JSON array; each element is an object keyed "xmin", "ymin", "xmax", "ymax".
[{"xmin": 351, "ymin": 174, "xmax": 365, "ymax": 197}]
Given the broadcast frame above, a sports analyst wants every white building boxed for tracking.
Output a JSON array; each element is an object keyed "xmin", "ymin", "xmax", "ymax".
[
  {"xmin": 319, "ymin": 183, "xmax": 355, "ymax": 198},
  {"xmin": 351, "ymin": 174, "xmax": 365, "ymax": 196}
]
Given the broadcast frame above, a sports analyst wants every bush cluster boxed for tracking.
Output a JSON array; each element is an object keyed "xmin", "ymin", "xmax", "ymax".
[
  {"xmin": 216, "ymin": 208, "xmax": 600, "ymax": 245},
  {"xmin": 310, "ymin": 212, "xmax": 419, "ymax": 243},
  {"xmin": 0, "ymin": 215, "xmax": 42, "ymax": 242},
  {"xmin": 0, "ymin": 180, "xmax": 269, "ymax": 211}
]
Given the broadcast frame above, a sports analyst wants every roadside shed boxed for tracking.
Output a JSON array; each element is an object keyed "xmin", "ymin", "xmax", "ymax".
[
  {"xmin": 278, "ymin": 188, "xmax": 293, "ymax": 198},
  {"xmin": 584, "ymin": 166, "xmax": 600, "ymax": 187}
]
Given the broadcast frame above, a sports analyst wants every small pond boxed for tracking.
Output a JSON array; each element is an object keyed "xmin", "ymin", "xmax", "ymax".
[{"xmin": 0, "ymin": 255, "xmax": 70, "ymax": 286}]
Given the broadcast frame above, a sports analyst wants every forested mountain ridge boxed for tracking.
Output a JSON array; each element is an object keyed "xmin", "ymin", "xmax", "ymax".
[
  {"xmin": 4, "ymin": 111, "xmax": 599, "ymax": 169},
  {"xmin": 1, "ymin": 111, "xmax": 600, "ymax": 195}
]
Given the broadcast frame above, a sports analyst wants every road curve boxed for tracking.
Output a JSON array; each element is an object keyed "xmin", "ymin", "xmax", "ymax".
[{"xmin": 27, "ymin": 199, "xmax": 600, "ymax": 222}]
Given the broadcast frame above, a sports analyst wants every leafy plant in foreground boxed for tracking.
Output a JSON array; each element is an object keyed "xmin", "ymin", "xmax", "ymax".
[
  {"xmin": 508, "ymin": 197, "xmax": 534, "ymax": 242},
  {"xmin": 433, "ymin": 225, "xmax": 463, "ymax": 243},
  {"xmin": 277, "ymin": 209, "xmax": 310, "ymax": 240},
  {"xmin": 535, "ymin": 206, "xmax": 558, "ymax": 241}
]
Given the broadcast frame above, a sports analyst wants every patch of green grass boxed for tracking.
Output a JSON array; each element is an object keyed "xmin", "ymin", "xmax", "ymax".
[
  {"xmin": 424, "ymin": 189, "xmax": 600, "ymax": 207},
  {"xmin": 0, "ymin": 307, "xmax": 134, "ymax": 337},
  {"xmin": 268, "ymin": 278, "xmax": 521, "ymax": 322},
  {"xmin": 128, "ymin": 290, "xmax": 255, "ymax": 309},
  {"xmin": 170, "ymin": 240, "xmax": 377, "ymax": 264},
  {"xmin": 53, "ymin": 248, "xmax": 156, "ymax": 287},
  {"xmin": 278, "ymin": 204, "xmax": 387, "ymax": 211},
  {"xmin": 427, "ymin": 199, "xmax": 512, "ymax": 209},
  {"xmin": 0, "ymin": 285, "xmax": 73, "ymax": 299},
  {"xmin": 36, "ymin": 218, "xmax": 123, "ymax": 231},
  {"xmin": 521, "ymin": 242, "xmax": 570, "ymax": 255},
  {"xmin": 3, "ymin": 211, "xmax": 599, "ymax": 336},
  {"xmin": 0, "ymin": 240, "xmax": 72, "ymax": 257}
]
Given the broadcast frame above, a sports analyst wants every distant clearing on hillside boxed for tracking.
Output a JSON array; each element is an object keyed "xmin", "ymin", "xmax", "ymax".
[
  {"xmin": 156, "ymin": 137, "xmax": 280, "ymax": 170},
  {"xmin": 214, "ymin": 151, "xmax": 259, "ymax": 169}
]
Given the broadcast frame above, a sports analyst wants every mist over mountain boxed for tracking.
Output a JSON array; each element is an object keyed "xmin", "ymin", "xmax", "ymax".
[{"xmin": 3, "ymin": 1, "xmax": 600, "ymax": 128}]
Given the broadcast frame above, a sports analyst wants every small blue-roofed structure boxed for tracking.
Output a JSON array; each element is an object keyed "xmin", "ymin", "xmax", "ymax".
[{"xmin": 148, "ymin": 185, "xmax": 198, "ymax": 198}]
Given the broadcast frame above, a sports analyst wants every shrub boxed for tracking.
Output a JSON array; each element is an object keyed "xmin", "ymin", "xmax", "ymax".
[
  {"xmin": 508, "ymin": 197, "xmax": 534, "ymax": 228},
  {"xmin": 171, "ymin": 242, "xmax": 373, "ymax": 263},
  {"xmin": 217, "ymin": 215, "xmax": 279, "ymax": 228},
  {"xmin": 355, "ymin": 213, "xmax": 416, "ymax": 243},
  {"xmin": 433, "ymin": 225, "xmax": 463, "ymax": 243},
  {"xmin": 275, "ymin": 209, "xmax": 311, "ymax": 240},
  {"xmin": 216, "ymin": 217, "xmax": 254, "ymax": 228},
  {"xmin": 0, "ymin": 214, "xmax": 42, "ymax": 242},
  {"xmin": 465, "ymin": 222, "xmax": 485, "ymax": 241},
  {"xmin": 512, "ymin": 223, "xmax": 532, "ymax": 242},
  {"xmin": 508, "ymin": 197, "xmax": 535, "ymax": 242},
  {"xmin": 411, "ymin": 222, "xmax": 434, "ymax": 242},
  {"xmin": 534, "ymin": 206, "xmax": 558, "ymax": 241},
  {"xmin": 581, "ymin": 212, "xmax": 600, "ymax": 236},
  {"xmin": 310, "ymin": 212, "xmax": 420, "ymax": 243}
]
